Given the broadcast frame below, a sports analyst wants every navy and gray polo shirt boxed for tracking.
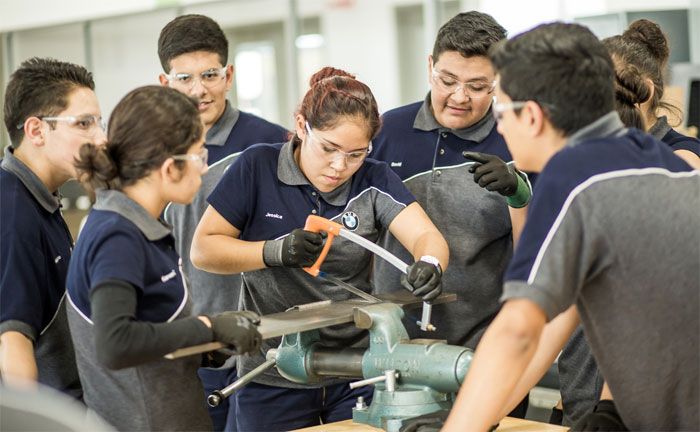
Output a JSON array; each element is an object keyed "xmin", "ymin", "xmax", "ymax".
[
  {"xmin": 371, "ymin": 94, "xmax": 517, "ymax": 348},
  {"xmin": 0, "ymin": 146, "xmax": 80, "ymax": 398},
  {"xmin": 205, "ymin": 100, "xmax": 289, "ymax": 165},
  {"xmin": 502, "ymin": 112, "xmax": 699, "ymax": 430},
  {"xmin": 649, "ymin": 115, "xmax": 700, "ymax": 156},
  {"xmin": 207, "ymin": 140, "xmax": 415, "ymax": 388},
  {"xmin": 166, "ymin": 101, "xmax": 288, "ymax": 317},
  {"xmin": 66, "ymin": 189, "xmax": 211, "ymax": 431}
]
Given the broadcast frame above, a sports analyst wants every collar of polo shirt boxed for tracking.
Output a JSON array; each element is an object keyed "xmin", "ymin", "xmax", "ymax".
[
  {"xmin": 566, "ymin": 111, "xmax": 625, "ymax": 148},
  {"xmin": 1, "ymin": 145, "xmax": 61, "ymax": 213},
  {"xmin": 414, "ymin": 92, "xmax": 496, "ymax": 143},
  {"xmin": 276, "ymin": 139, "xmax": 352, "ymax": 207},
  {"xmin": 205, "ymin": 100, "xmax": 241, "ymax": 147},
  {"xmin": 93, "ymin": 189, "xmax": 171, "ymax": 241}
]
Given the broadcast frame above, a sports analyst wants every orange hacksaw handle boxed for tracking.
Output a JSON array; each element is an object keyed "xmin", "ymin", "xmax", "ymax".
[{"xmin": 302, "ymin": 215, "xmax": 343, "ymax": 276}]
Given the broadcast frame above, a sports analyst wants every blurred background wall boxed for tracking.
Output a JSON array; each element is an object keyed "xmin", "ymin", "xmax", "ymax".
[{"xmin": 1, "ymin": 0, "xmax": 698, "ymax": 237}]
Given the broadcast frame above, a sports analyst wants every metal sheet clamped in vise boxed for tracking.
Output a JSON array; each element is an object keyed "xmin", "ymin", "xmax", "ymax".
[
  {"xmin": 198, "ymin": 300, "xmax": 471, "ymax": 432},
  {"xmin": 303, "ymin": 215, "xmax": 436, "ymax": 332}
]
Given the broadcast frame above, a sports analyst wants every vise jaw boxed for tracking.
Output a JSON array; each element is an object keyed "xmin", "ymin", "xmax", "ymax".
[{"xmin": 269, "ymin": 303, "xmax": 473, "ymax": 431}]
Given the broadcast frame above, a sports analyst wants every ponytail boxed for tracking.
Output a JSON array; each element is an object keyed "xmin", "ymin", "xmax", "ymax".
[{"xmin": 75, "ymin": 142, "xmax": 120, "ymax": 193}]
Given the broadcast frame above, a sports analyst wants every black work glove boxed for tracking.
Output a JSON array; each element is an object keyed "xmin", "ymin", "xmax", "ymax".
[
  {"xmin": 400, "ymin": 410, "xmax": 498, "ymax": 432},
  {"xmin": 570, "ymin": 400, "xmax": 628, "ymax": 431},
  {"xmin": 549, "ymin": 407, "xmax": 564, "ymax": 425},
  {"xmin": 209, "ymin": 310, "xmax": 262, "ymax": 355},
  {"xmin": 263, "ymin": 229, "xmax": 325, "ymax": 268},
  {"xmin": 399, "ymin": 410, "xmax": 448, "ymax": 432},
  {"xmin": 463, "ymin": 151, "xmax": 519, "ymax": 196},
  {"xmin": 401, "ymin": 258, "xmax": 442, "ymax": 302}
]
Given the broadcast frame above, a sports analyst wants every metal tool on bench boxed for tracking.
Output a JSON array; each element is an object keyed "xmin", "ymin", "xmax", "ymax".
[
  {"xmin": 303, "ymin": 215, "xmax": 436, "ymax": 332},
  {"xmin": 204, "ymin": 298, "xmax": 471, "ymax": 432}
]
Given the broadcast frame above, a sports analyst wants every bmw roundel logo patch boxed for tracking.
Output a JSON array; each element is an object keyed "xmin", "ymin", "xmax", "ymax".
[{"xmin": 341, "ymin": 211, "xmax": 359, "ymax": 231}]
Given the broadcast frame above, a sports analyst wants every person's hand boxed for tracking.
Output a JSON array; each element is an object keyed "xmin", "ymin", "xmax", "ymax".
[
  {"xmin": 210, "ymin": 311, "xmax": 262, "ymax": 355},
  {"xmin": 401, "ymin": 257, "xmax": 442, "ymax": 302},
  {"xmin": 399, "ymin": 410, "xmax": 448, "ymax": 432},
  {"xmin": 263, "ymin": 229, "xmax": 325, "ymax": 268},
  {"xmin": 570, "ymin": 400, "xmax": 628, "ymax": 431},
  {"xmin": 463, "ymin": 151, "xmax": 519, "ymax": 196}
]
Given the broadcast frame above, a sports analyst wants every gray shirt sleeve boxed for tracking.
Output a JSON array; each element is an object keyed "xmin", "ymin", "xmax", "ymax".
[
  {"xmin": 502, "ymin": 193, "xmax": 612, "ymax": 321},
  {"xmin": 0, "ymin": 320, "xmax": 37, "ymax": 342}
]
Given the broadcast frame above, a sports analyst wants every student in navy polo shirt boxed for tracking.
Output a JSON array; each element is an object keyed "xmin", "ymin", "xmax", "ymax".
[
  {"xmin": 157, "ymin": 14, "xmax": 288, "ymax": 431},
  {"xmin": 66, "ymin": 85, "xmax": 262, "ymax": 432},
  {"xmin": 547, "ymin": 18, "xmax": 700, "ymax": 428},
  {"xmin": 603, "ymin": 19, "xmax": 700, "ymax": 167},
  {"xmin": 371, "ymin": 11, "xmax": 531, "ymax": 418},
  {"xmin": 192, "ymin": 67, "xmax": 449, "ymax": 432},
  {"xmin": 402, "ymin": 23, "xmax": 698, "ymax": 432},
  {"xmin": 0, "ymin": 58, "xmax": 106, "ymax": 396}
]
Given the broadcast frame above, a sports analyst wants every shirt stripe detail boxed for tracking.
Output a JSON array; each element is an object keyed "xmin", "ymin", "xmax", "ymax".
[
  {"xmin": 67, "ymin": 292, "xmax": 94, "ymax": 325},
  {"xmin": 167, "ymin": 258, "xmax": 189, "ymax": 323},
  {"xmin": 527, "ymin": 168, "xmax": 699, "ymax": 284},
  {"xmin": 402, "ymin": 161, "xmax": 478, "ymax": 183},
  {"xmin": 39, "ymin": 293, "xmax": 68, "ymax": 336}
]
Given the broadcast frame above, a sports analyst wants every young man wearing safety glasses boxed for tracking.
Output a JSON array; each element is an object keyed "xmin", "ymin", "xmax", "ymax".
[
  {"xmin": 157, "ymin": 14, "xmax": 288, "ymax": 431},
  {"xmin": 0, "ymin": 57, "xmax": 106, "ymax": 397},
  {"xmin": 404, "ymin": 22, "xmax": 698, "ymax": 432},
  {"xmin": 371, "ymin": 11, "xmax": 532, "ymax": 419}
]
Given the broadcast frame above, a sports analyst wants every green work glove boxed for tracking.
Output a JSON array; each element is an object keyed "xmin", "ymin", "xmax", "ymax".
[{"xmin": 463, "ymin": 151, "xmax": 531, "ymax": 208}]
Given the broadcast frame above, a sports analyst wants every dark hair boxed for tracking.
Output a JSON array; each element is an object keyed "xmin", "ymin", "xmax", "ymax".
[
  {"xmin": 294, "ymin": 67, "xmax": 380, "ymax": 143},
  {"xmin": 608, "ymin": 49, "xmax": 649, "ymax": 129},
  {"xmin": 158, "ymin": 14, "xmax": 228, "ymax": 72},
  {"xmin": 490, "ymin": 22, "xmax": 615, "ymax": 136},
  {"xmin": 432, "ymin": 11, "xmax": 506, "ymax": 62},
  {"xmin": 75, "ymin": 86, "xmax": 202, "ymax": 193},
  {"xmin": 602, "ymin": 19, "xmax": 679, "ymax": 123},
  {"xmin": 4, "ymin": 57, "xmax": 95, "ymax": 148}
]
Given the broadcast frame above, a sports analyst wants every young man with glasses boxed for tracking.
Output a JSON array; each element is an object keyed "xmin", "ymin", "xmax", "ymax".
[
  {"xmin": 157, "ymin": 14, "xmax": 288, "ymax": 432},
  {"xmin": 403, "ymin": 22, "xmax": 698, "ymax": 432},
  {"xmin": 1, "ymin": 57, "xmax": 106, "ymax": 396},
  {"xmin": 372, "ymin": 11, "xmax": 532, "ymax": 418}
]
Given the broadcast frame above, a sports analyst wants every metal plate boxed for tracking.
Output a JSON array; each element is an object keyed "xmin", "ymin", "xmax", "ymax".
[{"xmin": 165, "ymin": 291, "xmax": 456, "ymax": 359}]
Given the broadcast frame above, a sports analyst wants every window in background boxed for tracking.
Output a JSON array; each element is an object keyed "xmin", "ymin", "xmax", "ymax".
[
  {"xmin": 296, "ymin": 17, "xmax": 324, "ymax": 94},
  {"xmin": 234, "ymin": 43, "xmax": 278, "ymax": 120},
  {"xmin": 226, "ymin": 22, "xmax": 286, "ymax": 126},
  {"xmin": 395, "ymin": 1, "xmax": 460, "ymax": 106},
  {"xmin": 226, "ymin": 17, "xmax": 323, "ymax": 129},
  {"xmin": 90, "ymin": 9, "xmax": 177, "ymax": 119}
]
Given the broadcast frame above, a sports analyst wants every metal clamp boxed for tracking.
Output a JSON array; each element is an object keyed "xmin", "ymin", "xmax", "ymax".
[
  {"xmin": 417, "ymin": 303, "xmax": 436, "ymax": 332},
  {"xmin": 349, "ymin": 370, "xmax": 399, "ymax": 392}
]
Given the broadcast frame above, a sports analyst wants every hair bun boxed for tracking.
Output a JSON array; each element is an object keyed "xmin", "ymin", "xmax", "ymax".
[
  {"xmin": 623, "ymin": 19, "xmax": 669, "ymax": 64},
  {"xmin": 75, "ymin": 142, "xmax": 119, "ymax": 188},
  {"xmin": 308, "ymin": 67, "xmax": 355, "ymax": 87},
  {"xmin": 614, "ymin": 62, "xmax": 651, "ymax": 106}
]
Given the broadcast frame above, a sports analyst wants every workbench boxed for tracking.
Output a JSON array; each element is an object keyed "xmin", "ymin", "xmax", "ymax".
[{"xmin": 296, "ymin": 416, "xmax": 568, "ymax": 431}]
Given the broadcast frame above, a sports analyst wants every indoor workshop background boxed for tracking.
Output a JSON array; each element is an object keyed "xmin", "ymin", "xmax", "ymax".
[{"xmin": 0, "ymin": 0, "xmax": 698, "ymax": 423}]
